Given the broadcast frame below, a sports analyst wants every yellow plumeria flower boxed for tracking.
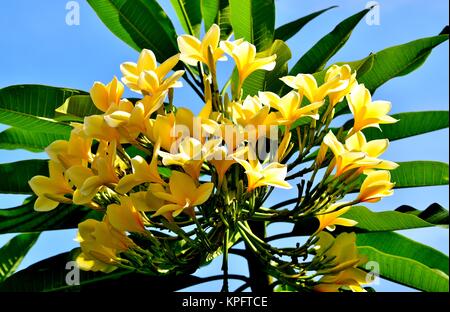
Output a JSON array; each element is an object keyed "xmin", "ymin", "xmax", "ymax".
[
  {"xmin": 90, "ymin": 76, "xmax": 124, "ymax": 112},
  {"xmin": 107, "ymin": 196, "xmax": 146, "ymax": 233},
  {"xmin": 228, "ymin": 95, "xmax": 279, "ymax": 137},
  {"xmin": 315, "ymin": 205, "xmax": 357, "ymax": 233},
  {"xmin": 344, "ymin": 131, "xmax": 398, "ymax": 171},
  {"xmin": 66, "ymin": 141, "xmax": 119, "ymax": 205},
  {"xmin": 77, "ymin": 218, "xmax": 133, "ymax": 252},
  {"xmin": 234, "ymin": 152, "xmax": 291, "ymax": 191},
  {"xmin": 220, "ymin": 40, "xmax": 276, "ymax": 90},
  {"xmin": 347, "ymin": 84, "xmax": 398, "ymax": 135},
  {"xmin": 130, "ymin": 183, "xmax": 166, "ymax": 212},
  {"xmin": 344, "ymin": 131, "xmax": 389, "ymax": 157},
  {"xmin": 158, "ymin": 137, "xmax": 222, "ymax": 179},
  {"xmin": 280, "ymin": 74, "xmax": 333, "ymax": 103},
  {"xmin": 313, "ymin": 232, "xmax": 369, "ymax": 292},
  {"xmin": 323, "ymin": 131, "xmax": 398, "ymax": 176},
  {"xmin": 177, "ymin": 24, "xmax": 226, "ymax": 68},
  {"xmin": 45, "ymin": 125, "xmax": 93, "ymax": 169},
  {"xmin": 137, "ymin": 67, "xmax": 184, "ymax": 97},
  {"xmin": 259, "ymin": 91, "xmax": 323, "ymax": 128},
  {"xmin": 280, "ymin": 65, "xmax": 356, "ymax": 106},
  {"xmin": 314, "ymin": 267, "xmax": 369, "ymax": 292},
  {"xmin": 208, "ymin": 144, "xmax": 247, "ymax": 188},
  {"xmin": 76, "ymin": 218, "xmax": 132, "ymax": 272},
  {"xmin": 120, "ymin": 49, "xmax": 183, "ymax": 94},
  {"xmin": 325, "ymin": 64, "xmax": 357, "ymax": 106},
  {"xmin": 115, "ymin": 141, "xmax": 165, "ymax": 194},
  {"xmin": 357, "ymin": 170, "xmax": 395, "ymax": 203},
  {"xmin": 28, "ymin": 160, "xmax": 72, "ymax": 211},
  {"xmin": 83, "ymin": 114, "xmax": 120, "ymax": 142},
  {"xmin": 130, "ymin": 183, "xmax": 175, "ymax": 221},
  {"xmin": 76, "ymin": 252, "xmax": 117, "ymax": 273},
  {"xmin": 103, "ymin": 94, "xmax": 167, "ymax": 140},
  {"xmin": 153, "ymin": 171, "xmax": 214, "ymax": 218},
  {"xmin": 145, "ymin": 107, "xmax": 195, "ymax": 152}
]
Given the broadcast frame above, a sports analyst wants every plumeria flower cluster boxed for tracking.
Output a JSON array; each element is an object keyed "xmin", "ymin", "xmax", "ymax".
[{"xmin": 28, "ymin": 24, "xmax": 398, "ymax": 292}]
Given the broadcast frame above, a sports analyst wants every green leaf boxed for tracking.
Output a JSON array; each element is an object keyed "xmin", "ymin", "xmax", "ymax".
[
  {"xmin": 0, "ymin": 85, "xmax": 79, "ymax": 135},
  {"xmin": 0, "ymin": 127, "xmax": 68, "ymax": 152},
  {"xmin": 341, "ymin": 111, "xmax": 449, "ymax": 141},
  {"xmin": 0, "ymin": 249, "xmax": 210, "ymax": 291},
  {"xmin": 350, "ymin": 161, "xmax": 449, "ymax": 191},
  {"xmin": 357, "ymin": 232, "xmax": 449, "ymax": 275},
  {"xmin": 87, "ymin": 0, "xmax": 179, "ymax": 62},
  {"xmin": 55, "ymin": 95, "xmax": 103, "ymax": 122},
  {"xmin": 391, "ymin": 161, "xmax": 449, "ymax": 188},
  {"xmin": 358, "ymin": 245, "xmax": 449, "ymax": 292},
  {"xmin": 170, "ymin": 0, "xmax": 202, "ymax": 37},
  {"xmin": 396, "ymin": 203, "xmax": 449, "ymax": 225},
  {"xmin": 349, "ymin": 161, "xmax": 449, "ymax": 193},
  {"xmin": 342, "ymin": 205, "xmax": 448, "ymax": 232},
  {"xmin": 0, "ymin": 233, "xmax": 40, "ymax": 282},
  {"xmin": 274, "ymin": 6, "xmax": 337, "ymax": 42},
  {"xmin": 202, "ymin": 0, "xmax": 233, "ymax": 39},
  {"xmin": 289, "ymin": 8, "xmax": 370, "ymax": 75},
  {"xmin": 0, "ymin": 198, "xmax": 102, "ymax": 234},
  {"xmin": 241, "ymin": 40, "xmax": 292, "ymax": 96},
  {"xmin": 201, "ymin": 0, "xmax": 218, "ymax": 31},
  {"xmin": 229, "ymin": 0, "xmax": 275, "ymax": 51},
  {"xmin": 358, "ymin": 34, "xmax": 449, "ymax": 93},
  {"xmin": 0, "ymin": 160, "xmax": 48, "ymax": 194}
]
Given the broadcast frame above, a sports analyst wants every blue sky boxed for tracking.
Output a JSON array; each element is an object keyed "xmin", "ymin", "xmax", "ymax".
[{"xmin": 0, "ymin": 0, "xmax": 448, "ymax": 292}]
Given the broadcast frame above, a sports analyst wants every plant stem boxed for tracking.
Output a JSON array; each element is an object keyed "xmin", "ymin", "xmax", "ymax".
[
  {"xmin": 243, "ymin": 220, "xmax": 272, "ymax": 292},
  {"xmin": 221, "ymin": 228, "xmax": 229, "ymax": 292}
]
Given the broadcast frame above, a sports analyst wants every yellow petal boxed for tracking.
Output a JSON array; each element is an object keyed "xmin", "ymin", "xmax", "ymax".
[
  {"xmin": 107, "ymin": 197, "xmax": 145, "ymax": 233},
  {"xmin": 34, "ymin": 196, "xmax": 60, "ymax": 212},
  {"xmin": 90, "ymin": 82, "xmax": 109, "ymax": 112},
  {"xmin": 137, "ymin": 49, "xmax": 157, "ymax": 72},
  {"xmin": 192, "ymin": 183, "xmax": 214, "ymax": 206}
]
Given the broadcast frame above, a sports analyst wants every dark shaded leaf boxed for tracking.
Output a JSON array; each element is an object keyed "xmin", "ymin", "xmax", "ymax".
[
  {"xmin": 0, "ymin": 160, "xmax": 48, "ymax": 194},
  {"xmin": 0, "ymin": 233, "xmax": 40, "ymax": 282},
  {"xmin": 0, "ymin": 198, "xmax": 102, "ymax": 234}
]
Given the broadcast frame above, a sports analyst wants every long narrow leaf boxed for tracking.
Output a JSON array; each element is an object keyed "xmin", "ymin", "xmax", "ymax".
[
  {"xmin": 357, "ymin": 111, "xmax": 448, "ymax": 141},
  {"xmin": 170, "ymin": 0, "xmax": 202, "ymax": 37},
  {"xmin": 358, "ymin": 246, "xmax": 449, "ymax": 292},
  {"xmin": 0, "ymin": 128, "xmax": 67, "ymax": 152},
  {"xmin": 0, "ymin": 85, "xmax": 79, "ymax": 135},
  {"xmin": 0, "ymin": 233, "xmax": 40, "ymax": 282},
  {"xmin": 0, "ymin": 198, "xmax": 101, "ymax": 234},
  {"xmin": 289, "ymin": 8, "xmax": 370, "ymax": 75},
  {"xmin": 342, "ymin": 205, "xmax": 448, "ymax": 233},
  {"xmin": 229, "ymin": 0, "xmax": 275, "ymax": 51},
  {"xmin": 358, "ymin": 34, "xmax": 449, "ymax": 93},
  {"xmin": 87, "ymin": 0, "xmax": 179, "ymax": 62},
  {"xmin": 357, "ymin": 232, "xmax": 449, "ymax": 275},
  {"xmin": 0, "ymin": 249, "xmax": 204, "ymax": 292},
  {"xmin": 0, "ymin": 160, "xmax": 48, "ymax": 194},
  {"xmin": 274, "ymin": 6, "xmax": 337, "ymax": 42},
  {"xmin": 391, "ymin": 161, "xmax": 449, "ymax": 188}
]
